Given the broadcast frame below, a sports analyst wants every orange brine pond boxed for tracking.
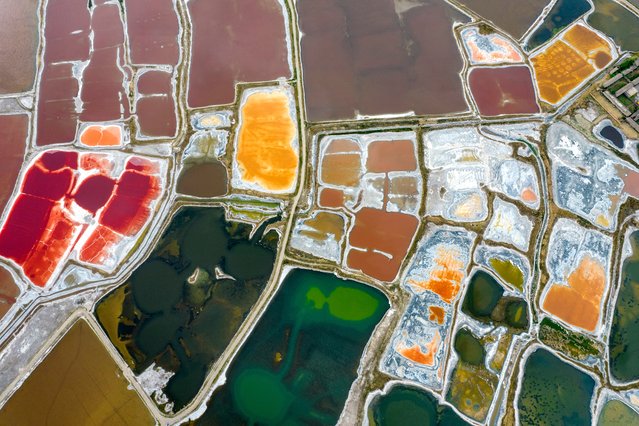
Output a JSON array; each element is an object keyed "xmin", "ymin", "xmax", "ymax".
[
  {"xmin": 234, "ymin": 87, "xmax": 298, "ymax": 193},
  {"xmin": 80, "ymin": 125, "xmax": 122, "ymax": 147},
  {"xmin": 397, "ymin": 331, "xmax": 442, "ymax": 366},
  {"xmin": 408, "ymin": 248, "xmax": 465, "ymax": 303},
  {"xmin": 531, "ymin": 23, "xmax": 613, "ymax": 105},
  {"xmin": 429, "ymin": 306, "xmax": 446, "ymax": 324},
  {"xmin": 542, "ymin": 255, "xmax": 606, "ymax": 332}
]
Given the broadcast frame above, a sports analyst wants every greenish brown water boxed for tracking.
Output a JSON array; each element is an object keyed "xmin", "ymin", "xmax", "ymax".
[
  {"xmin": 369, "ymin": 384, "xmax": 469, "ymax": 426},
  {"xmin": 609, "ymin": 231, "xmax": 639, "ymax": 382},
  {"xmin": 193, "ymin": 268, "xmax": 389, "ymax": 425},
  {"xmin": 518, "ymin": 347, "xmax": 595, "ymax": 425},
  {"xmin": 598, "ymin": 399, "xmax": 639, "ymax": 425},
  {"xmin": 489, "ymin": 258, "xmax": 524, "ymax": 292},
  {"xmin": 589, "ymin": 0, "xmax": 639, "ymax": 52},
  {"xmin": 94, "ymin": 206, "xmax": 278, "ymax": 411},
  {"xmin": 454, "ymin": 328, "xmax": 485, "ymax": 366}
]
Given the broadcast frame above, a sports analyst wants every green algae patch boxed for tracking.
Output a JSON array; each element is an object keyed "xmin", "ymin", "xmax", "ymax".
[
  {"xmin": 193, "ymin": 268, "xmax": 389, "ymax": 425},
  {"xmin": 369, "ymin": 384, "xmax": 469, "ymax": 426},
  {"xmin": 233, "ymin": 369, "xmax": 294, "ymax": 424},
  {"xmin": 598, "ymin": 399, "xmax": 639, "ymax": 425},
  {"xmin": 489, "ymin": 257, "xmax": 524, "ymax": 292},
  {"xmin": 306, "ymin": 286, "xmax": 380, "ymax": 321},
  {"xmin": 518, "ymin": 347, "xmax": 595, "ymax": 425}
]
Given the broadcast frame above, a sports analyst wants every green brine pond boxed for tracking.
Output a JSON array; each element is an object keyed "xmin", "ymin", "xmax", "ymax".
[
  {"xmin": 193, "ymin": 268, "xmax": 389, "ymax": 425},
  {"xmin": 517, "ymin": 347, "xmax": 595, "ymax": 425},
  {"xmin": 609, "ymin": 230, "xmax": 639, "ymax": 382},
  {"xmin": 368, "ymin": 384, "xmax": 468, "ymax": 426},
  {"xmin": 95, "ymin": 206, "xmax": 279, "ymax": 411}
]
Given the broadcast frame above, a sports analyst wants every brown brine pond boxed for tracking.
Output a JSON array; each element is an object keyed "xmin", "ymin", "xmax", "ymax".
[{"xmin": 297, "ymin": 0, "xmax": 469, "ymax": 121}]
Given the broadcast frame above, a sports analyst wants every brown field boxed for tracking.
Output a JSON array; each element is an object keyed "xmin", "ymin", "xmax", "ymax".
[
  {"xmin": 0, "ymin": 320, "xmax": 153, "ymax": 425},
  {"xmin": 0, "ymin": 265, "xmax": 19, "ymax": 320}
]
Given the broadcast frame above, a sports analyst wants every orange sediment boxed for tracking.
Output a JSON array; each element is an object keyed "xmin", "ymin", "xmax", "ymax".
[
  {"xmin": 521, "ymin": 187, "xmax": 538, "ymax": 203},
  {"xmin": 563, "ymin": 24, "xmax": 612, "ymax": 68},
  {"xmin": 80, "ymin": 125, "xmax": 122, "ymax": 146},
  {"xmin": 408, "ymin": 247, "xmax": 465, "ymax": 303},
  {"xmin": 542, "ymin": 255, "xmax": 606, "ymax": 332},
  {"xmin": 428, "ymin": 306, "xmax": 445, "ymax": 324},
  {"xmin": 531, "ymin": 24, "xmax": 612, "ymax": 105},
  {"xmin": 397, "ymin": 331, "xmax": 442, "ymax": 366},
  {"xmin": 236, "ymin": 88, "xmax": 298, "ymax": 192}
]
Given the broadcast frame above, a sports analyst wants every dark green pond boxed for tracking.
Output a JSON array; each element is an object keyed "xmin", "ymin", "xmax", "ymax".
[
  {"xmin": 454, "ymin": 328, "xmax": 485, "ymax": 366},
  {"xmin": 95, "ymin": 206, "xmax": 279, "ymax": 410},
  {"xmin": 462, "ymin": 270, "xmax": 529, "ymax": 330},
  {"xmin": 609, "ymin": 231, "xmax": 639, "ymax": 382},
  {"xmin": 193, "ymin": 268, "xmax": 389, "ymax": 425},
  {"xmin": 525, "ymin": 0, "xmax": 591, "ymax": 51},
  {"xmin": 368, "ymin": 384, "xmax": 468, "ymax": 426},
  {"xmin": 518, "ymin": 348, "xmax": 595, "ymax": 425}
]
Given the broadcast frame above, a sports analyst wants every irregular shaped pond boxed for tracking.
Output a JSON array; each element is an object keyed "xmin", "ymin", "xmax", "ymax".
[
  {"xmin": 192, "ymin": 268, "xmax": 389, "ymax": 424},
  {"xmin": 95, "ymin": 206, "xmax": 278, "ymax": 411},
  {"xmin": 368, "ymin": 384, "xmax": 469, "ymax": 426}
]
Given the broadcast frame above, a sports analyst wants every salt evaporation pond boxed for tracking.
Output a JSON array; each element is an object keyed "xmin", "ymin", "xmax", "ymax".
[
  {"xmin": 525, "ymin": 0, "xmax": 591, "ymax": 51},
  {"xmin": 368, "ymin": 384, "xmax": 469, "ymax": 426},
  {"xmin": 609, "ymin": 231, "xmax": 639, "ymax": 382},
  {"xmin": 517, "ymin": 347, "xmax": 595, "ymax": 425},
  {"xmin": 456, "ymin": 0, "xmax": 551, "ymax": 39},
  {"xmin": 193, "ymin": 268, "xmax": 389, "ymax": 425},
  {"xmin": 599, "ymin": 125, "xmax": 625, "ymax": 149},
  {"xmin": 95, "ymin": 206, "xmax": 278, "ymax": 411}
]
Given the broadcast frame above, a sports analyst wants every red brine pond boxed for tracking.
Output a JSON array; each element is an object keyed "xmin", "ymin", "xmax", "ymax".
[
  {"xmin": 0, "ymin": 151, "xmax": 165, "ymax": 288},
  {"xmin": 469, "ymin": 66, "xmax": 540, "ymax": 116}
]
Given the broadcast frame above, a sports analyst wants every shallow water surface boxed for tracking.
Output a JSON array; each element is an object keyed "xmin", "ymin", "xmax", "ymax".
[{"xmin": 193, "ymin": 268, "xmax": 389, "ymax": 425}]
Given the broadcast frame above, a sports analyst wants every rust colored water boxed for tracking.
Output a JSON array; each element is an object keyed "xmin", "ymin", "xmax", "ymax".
[
  {"xmin": 366, "ymin": 140, "xmax": 417, "ymax": 173},
  {"xmin": 469, "ymin": 66, "xmax": 539, "ymax": 116},
  {"xmin": 429, "ymin": 306, "xmax": 446, "ymax": 325},
  {"xmin": 347, "ymin": 208, "xmax": 419, "ymax": 282},
  {"xmin": 0, "ymin": 114, "xmax": 28, "ymax": 216},
  {"xmin": 235, "ymin": 89, "xmax": 298, "ymax": 192},
  {"xmin": 408, "ymin": 248, "xmax": 464, "ymax": 303},
  {"xmin": 321, "ymin": 154, "xmax": 362, "ymax": 187},
  {"xmin": 457, "ymin": 0, "xmax": 551, "ymax": 39},
  {"xmin": 542, "ymin": 255, "xmax": 605, "ymax": 332},
  {"xmin": 187, "ymin": 0, "xmax": 290, "ymax": 107},
  {"xmin": 137, "ymin": 70, "xmax": 173, "ymax": 95},
  {"xmin": 0, "ymin": 0, "xmax": 39, "ymax": 93},
  {"xmin": 319, "ymin": 188, "xmax": 345, "ymax": 208},
  {"xmin": 124, "ymin": 0, "xmax": 180, "ymax": 66},
  {"xmin": 177, "ymin": 161, "xmax": 228, "ymax": 197},
  {"xmin": 297, "ymin": 0, "xmax": 468, "ymax": 121}
]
